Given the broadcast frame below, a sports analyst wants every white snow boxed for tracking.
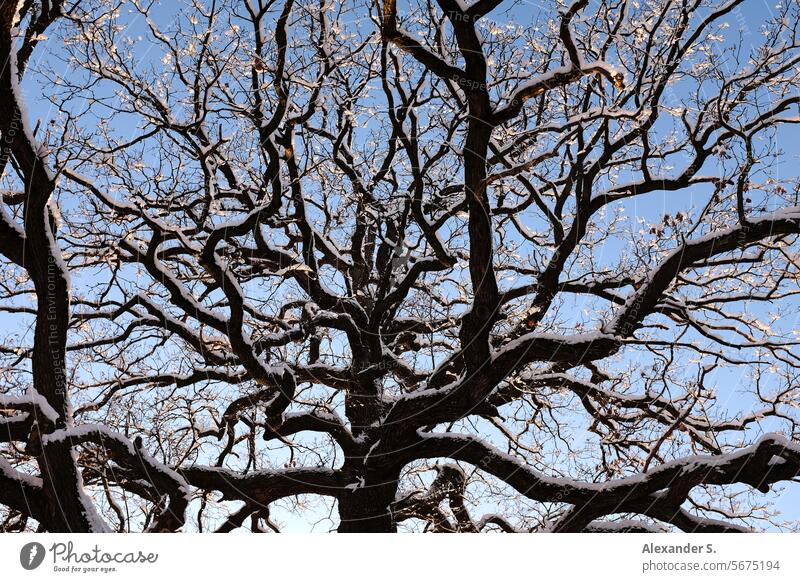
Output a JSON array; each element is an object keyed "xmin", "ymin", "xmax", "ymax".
[
  {"xmin": 0, "ymin": 456, "xmax": 43, "ymax": 488},
  {"xmin": 43, "ymin": 425, "xmax": 192, "ymax": 502},
  {"xmin": 0, "ymin": 391, "xmax": 59, "ymax": 423}
]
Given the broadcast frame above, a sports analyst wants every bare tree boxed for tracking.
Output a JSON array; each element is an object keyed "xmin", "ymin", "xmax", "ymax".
[{"xmin": 2, "ymin": 0, "xmax": 800, "ymax": 533}]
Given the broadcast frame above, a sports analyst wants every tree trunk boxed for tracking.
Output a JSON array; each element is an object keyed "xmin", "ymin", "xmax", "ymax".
[
  {"xmin": 337, "ymin": 479, "xmax": 398, "ymax": 533},
  {"xmin": 28, "ymin": 212, "xmax": 97, "ymax": 532}
]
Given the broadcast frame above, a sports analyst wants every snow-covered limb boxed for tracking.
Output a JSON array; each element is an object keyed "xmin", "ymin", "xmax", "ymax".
[
  {"xmin": 42, "ymin": 426, "xmax": 190, "ymax": 532},
  {"xmin": 580, "ymin": 519, "xmax": 669, "ymax": 533},
  {"xmin": 492, "ymin": 0, "xmax": 623, "ymax": 124},
  {"xmin": 494, "ymin": 61, "xmax": 623, "ymax": 125},
  {"xmin": 382, "ymin": 332, "xmax": 620, "ymax": 429},
  {"xmin": 0, "ymin": 391, "xmax": 59, "ymax": 424},
  {"xmin": 0, "ymin": 455, "xmax": 46, "ymax": 522},
  {"xmin": 606, "ymin": 207, "xmax": 800, "ymax": 337},
  {"xmin": 178, "ymin": 464, "xmax": 347, "ymax": 505},
  {"xmin": 263, "ymin": 409, "xmax": 358, "ymax": 456},
  {"xmin": 464, "ymin": 0, "xmax": 504, "ymax": 19},
  {"xmin": 475, "ymin": 514, "xmax": 521, "ymax": 533},
  {"xmin": 408, "ymin": 431, "xmax": 800, "ymax": 532}
]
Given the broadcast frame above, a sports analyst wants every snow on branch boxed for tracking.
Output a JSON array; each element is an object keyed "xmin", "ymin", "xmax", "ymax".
[{"xmin": 42, "ymin": 426, "xmax": 190, "ymax": 532}]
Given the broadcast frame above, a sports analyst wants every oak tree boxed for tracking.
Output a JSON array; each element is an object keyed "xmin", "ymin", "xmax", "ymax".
[{"xmin": 2, "ymin": 0, "xmax": 800, "ymax": 533}]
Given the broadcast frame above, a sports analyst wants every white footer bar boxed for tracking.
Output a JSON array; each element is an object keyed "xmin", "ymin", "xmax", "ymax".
[{"xmin": 1, "ymin": 533, "xmax": 796, "ymax": 581}]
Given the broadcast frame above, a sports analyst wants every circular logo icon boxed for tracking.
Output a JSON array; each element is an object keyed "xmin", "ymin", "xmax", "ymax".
[{"xmin": 20, "ymin": 542, "xmax": 46, "ymax": 570}]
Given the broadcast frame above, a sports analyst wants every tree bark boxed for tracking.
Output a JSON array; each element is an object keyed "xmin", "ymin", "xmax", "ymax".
[{"xmin": 337, "ymin": 476, "xmax": 399, "ymax": 533}]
